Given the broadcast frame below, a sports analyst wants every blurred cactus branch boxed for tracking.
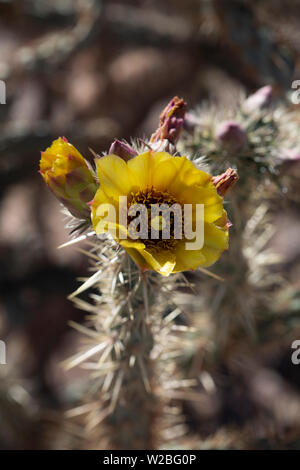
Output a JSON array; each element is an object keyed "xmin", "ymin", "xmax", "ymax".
[
  {"xmin": 2, "ymin": 0, "xmax": 103, "ymax": 80},
  {"xmin": 67, "ymin": 245, "xmax": 158, "ymax": 449}
]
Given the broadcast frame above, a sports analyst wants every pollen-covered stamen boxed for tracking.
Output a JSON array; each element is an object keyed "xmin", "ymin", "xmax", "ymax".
[
  {"xmin": 151, "ymin": 215, "xmax": 166, "ymax": 232},
  {"xmin": 127, "ymin": 188, "xmax": 183, "ymax": 251}
]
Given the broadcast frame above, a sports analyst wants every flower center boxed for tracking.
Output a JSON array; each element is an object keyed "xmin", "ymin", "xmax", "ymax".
[
  {"xmin": 151, "ymin": 215, "xmax": 166, "ymax": 232},
  {"xmin": 127, "ymin": 188, "xmax": 182, "ymax": 251}
]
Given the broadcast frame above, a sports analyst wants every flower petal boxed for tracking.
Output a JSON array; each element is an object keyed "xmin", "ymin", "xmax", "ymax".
[
  {"xmin": 173, "ymin": 237, "xmax": 226, "ymax": 272},
  {"xmin": 180, "ymin": 185, "xmax": 224, "ymax": 223},
  {"xmin": 167, "ymin": 157, "xmax": 212, "ymax": 198},
  {"xmin": 141, "ymin": 249, "xmax": 176, "ymax": 276},
  {"xmin": 127, "ymin": 150, "xmax": 170, "ymax": 190},
  {"xmin": 204, "ymin": 222, "xmax": 229, "ymax": 250},
  {"xmin": 173, "ymin": 241, "xmax": 206, "ymax": 271},
  {"xmin": 96, "ymin": 154, "xmax": 134, "ymax": 199},
  {"xmin": 120, "ymin": 239, "xmax": 145, "ymax": 250},
  {"xmin": 129, "ymin": 245, "xmax": 176, "ymax": 276},
  {"xmin": 123, "ymin": 247, "xmax": 150, "ymax": 272}
]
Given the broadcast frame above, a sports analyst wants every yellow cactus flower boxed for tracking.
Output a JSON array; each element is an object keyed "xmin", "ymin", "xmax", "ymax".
[
  {"xmin": 91, "ymin": 150, "xmax": 229, "ymax": 276},
  {"xmin": 40, "ymin": 137, "xmax": 98, "ymax": 219}
]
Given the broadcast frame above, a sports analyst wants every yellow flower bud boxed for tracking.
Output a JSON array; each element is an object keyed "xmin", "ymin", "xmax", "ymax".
[{"xmin": 40, "ymin": 137, "xmax": 98, "ymax": 219}]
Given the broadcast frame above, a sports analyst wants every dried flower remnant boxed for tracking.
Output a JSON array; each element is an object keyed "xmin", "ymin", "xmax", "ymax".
[
  {"xmin": 150, "ymin": 96, "xmax": 187, "ymax": 145},
  {"xmin": 40, "ymin": 137, "xmax": 98, "ymax": 219},
  {"xmin": 212, "ymin": 168, "xmax": 239, "ymax": 196}
]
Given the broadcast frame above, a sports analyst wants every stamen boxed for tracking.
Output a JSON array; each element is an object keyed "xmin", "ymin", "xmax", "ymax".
[{"xmin": 127, "ymin": 188, "xmax": 183, "ymax": 251}]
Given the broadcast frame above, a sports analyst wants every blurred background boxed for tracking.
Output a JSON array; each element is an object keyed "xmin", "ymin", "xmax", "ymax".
[{"xmin": 0, "ymin": 0, "xmax": 300, "ymax": 449}]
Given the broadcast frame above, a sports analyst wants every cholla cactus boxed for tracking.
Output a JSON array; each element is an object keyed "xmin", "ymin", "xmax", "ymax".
[
  {"xmin": 178, "ymin": 88, "xmax": 283, "ymax": 342},
  {"xmin": 39, "ymin": 97, "xmax": 237, "ymax": 449},
  {"xmin": 39, "ymin": 87, "xmax": 300, "ymax": 448},
  {"xmin": 173, "ymin": 86, "xmax": 300, "ymax": 448},
  {"xmin": 181, "ymin": 86, "xmax": 281, "ymax": 185}
]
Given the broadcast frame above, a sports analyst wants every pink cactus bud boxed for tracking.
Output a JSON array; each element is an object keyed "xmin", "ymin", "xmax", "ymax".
[
  {"xmin": 183, "ymin": 113, "xmax": 201, "ymax": 132},
  {"xmin": 277, "ymin": 148, "xmax": 300, "ymax": 163},
  {"xmin": 243, "ymin": 85, "xmax": 273, "ymax": 113},
  {"xmin": 150, "ymin": 96, "xmax": 187, "ymax": 145},
  {"xmin": 216, "ymin": 121, "xmax": 247, "ymax": 151},
  {"xmin": 109, "ymin": 140, "xmax": 138, "ymax": 161}
]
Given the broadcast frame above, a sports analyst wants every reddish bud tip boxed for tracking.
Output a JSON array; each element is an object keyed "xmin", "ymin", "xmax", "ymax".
[
  {"xmin": 109, "ymin": 140, "xmax": 138, "ymax": 161},
  {"xmin": 212, "ymin": 168, "xmax": 238, "ymax": 196},
  {"xmin": 150, "ymin": 96, "xmax": 187, "ymax": 145},
  {"xmin": 243, "ymin": 85, "xmax": 273, "ymax": 113}
]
